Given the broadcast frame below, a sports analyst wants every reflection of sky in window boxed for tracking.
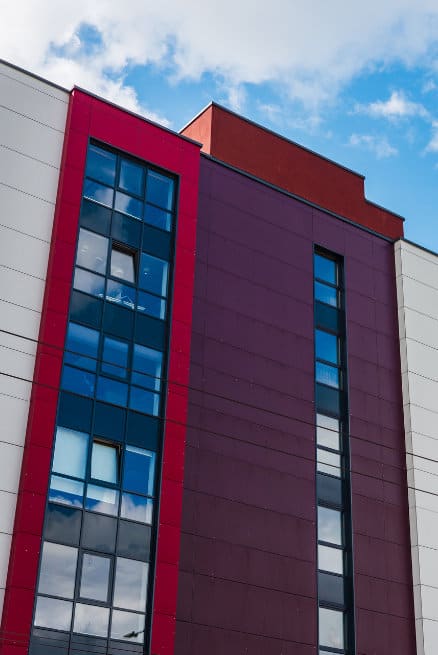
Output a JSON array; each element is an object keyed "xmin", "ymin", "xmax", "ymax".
[
  {"xmin": 53, "ymin": 427, "xmax": 88, "ymax": 479},
  {"xmin": 319, "ymin": 607, "xmax": 344, "ymax": 649},
  {"xmin": 85, "ymin": 145, "xmax": 116, "ymax": 186},
  {"xmin": 317, "ymin": 449, "xmax": 341, "ymax": 476},
  {"xmin": 316, "ymin": 414, "xmax": 340, "ymax": 450},
  {"xmin": 318, "ymin": 545, "xmax": 343, "ymax": 574},
  {"xmin": 318, "ymin": 506, "xmax": 342, "ymax": 545},
  {"xmin": 115, "ymin": 191, "xmax": 143, "ymax": 219},
  {"xmin": 113, "ymin": 558, "xmax": 148, "ymax": 611},
  {"xmin": 49, "ymin": 475, "xmax": 84, "ymax": 507},
  {"xmin": 132, "ymin": 344, "xmax": 162, "ymax": 391},
  {"xmin": 38, "ymin": 542, "xmax": 78, "ymax": 598},
  {"xmin": 315, "ymin": 330, "xmax": 338, "ymax": 364},
  {"xmin": 140, "ymin": 252, "xmax": 168, "ymax": 297},
  {"xmin": 83, "ymin": 180, "xmax": 114, "ymax": 207},
  {"xmin": 316, "ymin": 362, "xmax": 339, "ymax": 388},
  {"xmin": 80, "ymin": 553, "xmax": 111, "ymax": 602},
  {"xmin": 73, "ymin": 603, "xmax": 109, "ymax": 637},
  {"xmin": 121, "ymin": 493, "xmax": 153, "ymax": 524},
  {"xmin": 34, "ymin": 596, "xmax": 72, "ymax": 631},
  {"xmin": 77, "ymin": 228, "xmax": 108, "ymax": 274},
  {"xmin": 314, "ymin": 254, "xmax": 336, "ymax": 284},
  {"xmin": 111, "ymin": 609, "xmax": 144, "ymax": 643}
]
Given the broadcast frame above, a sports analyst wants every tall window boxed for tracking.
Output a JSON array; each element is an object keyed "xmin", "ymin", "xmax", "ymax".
[{"xmin": 314, "ymin": 250, "xmax": 355, "ymax": 655}]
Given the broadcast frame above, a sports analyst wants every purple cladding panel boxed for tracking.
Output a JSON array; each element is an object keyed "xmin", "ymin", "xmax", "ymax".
[{"xmin": 175, "ymin": 158, "xmax": 415, "ymax": 655}]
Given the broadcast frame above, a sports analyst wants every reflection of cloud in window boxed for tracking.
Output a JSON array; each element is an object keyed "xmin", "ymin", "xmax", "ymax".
[
  {"xmin": 121, "ymin": 494, "xmax": 152, "ymax": 523},
  {"xmin": 114, "ymin": 559, "xmax": 148, "ymax": 611}
]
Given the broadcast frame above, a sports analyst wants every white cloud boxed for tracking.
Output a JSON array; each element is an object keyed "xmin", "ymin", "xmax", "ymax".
[
  {"xmin": 2, "ymin": 0, "xmax": 438, "ymax": 115},
  {"xmin": 425, "ymin": 121, "xmax": 438, "ymax": 152},
  {"xmin": 422, "ymin": 79, "xmax": 437, "ymax": 93},
  {"xmin": 349, "ymin": 134, "xmax": 398, "ymax": 158},
  {"xmin": 355, "ymin": 91, "xmax": 430, "ymax": 120}
]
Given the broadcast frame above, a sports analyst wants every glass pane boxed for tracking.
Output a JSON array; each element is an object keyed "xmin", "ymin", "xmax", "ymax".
[
  {"xmin": 86, "ymin": 145, "xmax": 116, "ymax": 186},
  {"xmin": 317, "ymin": 449, "xmax": 341, "ymax": 477},
  {"xmin": 140, "ymin": 252, "xmax": 168, "ymax": 297},
  {"xmin": 319, "ymin": 606, "xmax": 344, "ymax": 650},
  {"xmin": 96, "ymin": 376, "xmax": 128, "ymax": 406},
  {"xmin": 111, "ymin": 248, "xmax": 135, "ymax": 283},
  {"xmin": 144, "ymin": 204, "xmax": 172, "ymax": 232},
  {"xmin": 318, "ymin": 506, "xmax": 342, "ymax": 545},
  {"xmin": 76, "ymin": 229, "xmax": 108, "ymax": 274},
  {"xmin": 146, "ymin": 170, "xmax": 174, "ymax": 210},
  {"xmin": 112, "ymin": 212, "xmax": 142, "ymax": 248},
  {"xmin": 129, "ymin": 387, "xmax": 160, "ymax": 416},
  {"xmin": 318, "ymin": 544, "xmax": 343, "ymax": 574},
  {"xmin": 314, "ymin": 254, "xmax": 336, "ymax": 284},
  {"xmin": 316, "ymin": 414, "xmax": 340, "ymax": 450},
  {"xmin": 102, "ymin": 336, "xmax": 129, "ymax": 378},
  {"xmin": 52, "ymin": 427, "xmax": 89, "ymax": 479},
  {"xmin": 111, "ymin": 609, "xmax": 145, "ymax": 643},
  {"xmin": 119, "ymin": 159, "xmax": 144, "ymax": 196},
  {"xmin": 86, "ymin": 484, "xmax": 119, "ymax": 516},
  {"xmin": 82, "ymin": 512, "xmax": 117, "ymax": 553},
  {"xmin": 113, "ymin": 558, "xmax": 149, "ymax": 611},
  {"xmin": 73, "ymin": 268, "xmax": 105, "ymax": 298},
  {"xmin": 316, "ymin": 362, "xmax": 340, "ymax": 389},
  {"xmin": 121, "ymin": 493, "xmax": 153, "ymax": 524},
  {"xmin": 45, "ymin": 503, "xmax": 82, "ymax": 545},
  {"xmin": 34, "ymin": 596, "xmax": 72, "ymax": 631},
  {"xmin": 91, "ymin": 441, "xmax": 119, "ymax": 483},
  {"xmin": 137, "ymin": 291, "xmax": 166, "ymax": 319},
  {"xmin": 61, "ymin": 365, "xmax": 96, "ymax": 397},
  {"xmin": 315, "ymin": 330, "xmax": 338, "ymax": 364},
  {"xmin": 123, "ymin": 446, "xmax": 155, "ymax": 496},
  {"xmin": 38, "ymin": 542, "xmax": 77, "ymax": 598},
  {"xmin": 106, "ymin": 278, "xmax": 136, "ymax": 310},
  {"xmin": 83, "ymin": 180, "xmax": 114, "ymax": 207},
  {"xmin": 73, "ymin": 603, "xmax": 109, "ymax": 637},
  {"xmin": 315, "ymin": 281, "xmax": 338, "ymax": 308},
  {"xmin": 316, "ymin": 383, "xmax": 340, "ymax": 417},
  {"xmin": 117, "ymin": 520, "xmax": 151, "ymax": 561},
  {"xmin": 319, "ymin": 571, "xmax": 344, "ymax": 605},
  {"xmin": 49, "ymin": 475, "xmax": 84, "ymax": 507},
  {"xmin": 132, "ymin": 344, "xmax": 162, "ymax": 392},
  {"xmin": 115, "ymin": 191, "xmax": 143, "ymax": 219},
  {"xmin": 80, "ymin": 553, "xmax": 111, "ymax": 602},
  {"xmin": 65, "ymin": 322, "xmax": 99, "ymax": 371},
  {"xmin": 315, "ymin": 301, "xmax": 339, "ymax": 333},
  {"xmin": 317, "ymin": 473, "xmax": 343, "ymax": 507}
]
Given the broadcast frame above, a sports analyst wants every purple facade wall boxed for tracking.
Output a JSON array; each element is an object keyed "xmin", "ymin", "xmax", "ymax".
[{"xmin": 174, "ymin": 157, "xmax": 415, "ymax": 655}]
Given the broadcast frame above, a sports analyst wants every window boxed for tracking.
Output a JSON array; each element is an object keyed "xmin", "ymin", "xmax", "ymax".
[
  {"xmin": 146, "ymin": 170, "xmax": 174, "ymax": 211},
  {"xmin": 315, "ymin": 330, "xmax": 338, "ymax": 364},
  {"xmin": 73, "ymin": 268, "xmax": 105, "ymax": 298},
  {"xmin": 85, "ymin": 145, "xmax": 116, "ymax": 186},
  {"xmin": 140, "ymin": 252, "xmax": 168, "ymax": 297},
  {"xmin": 38, "ymin": 542, "xmax": 78, "ymax": 598},
  {"xmin": 73, "ymin": 603, "xmax": 110, "ymax": 637},
  {"xmin": 52, "ymin": 427, "xmax": 89, "ymax": 480},
  {"xmin": 65, "ymin": 323, "xmax": 99, "ymax": 371},
  {"xmin": 318, "ymin": 544, "xmax": 343, "ymax": 574},
  {"xmin": 317, "ymin": 414, "xmax": 340, "ymax": 450},
  {"xmin": 113, "ymin": 558, "xmax": 148, "ymax": 611},
  {"xmin": 319, "ymin": 607, "xmax": 344, "ymax": 650},
  {"xmin": 79, "ymin": 553, "xmax": 111, "ymax": 602},
  {"xmin": 132, "ymin": 344, "xmax": 162, "ymax": 392},
  {"xmin": 318, "ymin": 505, "xmax": 342, "ymax": 546},
  {"xmin": 110, "ymin": 245, "xmax": 136, "ymax": 283},
  {"xmin": 123, "ymin": 446, "xmax": 155, "ymax": 497},
  {"xmin": 102, "ymin": 336, "xmax": 129, "ymax": 378},
  {"xmin": 34, "ymin": 596, "xmax": 72, "ymax": 631},
  {"xmin": 76, "ymin": 228, "xmax": 108, "ymax": 275},
  {"xmin": 91, "ymin": 441, "xmax": 119, "ymax": 484},
  {"xmin": 120, "ymin": 159, "xmax": 144, "ymax": 196}
]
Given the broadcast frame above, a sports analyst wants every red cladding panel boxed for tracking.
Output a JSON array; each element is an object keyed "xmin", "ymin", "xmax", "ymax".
[{"xmin": 1, "ymin": 89, "xmax": 200, "ymax": 655}]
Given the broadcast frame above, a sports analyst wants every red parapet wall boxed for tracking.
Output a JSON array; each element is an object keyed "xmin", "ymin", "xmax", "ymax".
[
  {"xmin": 181, "ymin": 103, "xmax": 404, "ymax": 240},
  {"xmin": 0, "ymin": 89, "xmax": 200, "ymax": 655}
]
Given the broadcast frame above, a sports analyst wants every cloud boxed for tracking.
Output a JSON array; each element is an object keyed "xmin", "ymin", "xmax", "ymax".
[
  {"xmin": 349, "ymin": 134, "xmax": 398, "ymax": 158},
  {"xmin": 425, "ymin": 121, "xmax": 438, "ymax": 152},
  {"xmin": 2, "ymin": 0, "xmax": 438, "ymax": 115},
  {"xmin": 422, "ymin": 79, "xmax": 437, "ymax": 93},
  {"xmin": 354, "ymin": 90, "xmax": 430, "ymax": 120}
]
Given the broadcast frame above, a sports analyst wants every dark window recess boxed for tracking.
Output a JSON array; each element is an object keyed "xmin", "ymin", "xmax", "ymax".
[
  {"xmin": 318, "ymin": 571, "xmax": 345, "ymax": 606},
  {"xmin": 81, "ymin": 512, "xmax": 117, "ymax": 553},
  {"xmin": 316, "ymin": 383, "xmax": 341, "ymax": 417},
  {"xmin": 117, "ymin": 521, "xmax": 151, "ymax": 561},
  {"xmin": 317, "ymin": 473, "xmax": 343, "ymax": 508},
  {"xmin": 93, "ymin": 402, "xmax": 125, "ymax": 441},
  {"xmin": 80, "ymin": 199, "xmax": 111, "ymax": 235},
  {"xmin": 111, "ymin": 212, "xmax": 142, "ymax": 249},
  {"xmin": 58, "ymin": 393, "xmax": 93, "ymax": 433},
  {"xmin": 142, "ymin": 224, "xmax": 172, "ymax": 261},
  {"xmin": 126, "ymin": 411, "xmax": 160, "ymax": 451},
  {"xmin": 135, "ymin": 313, "xmax": 166, "ymax": 350},
  {"xmin": 70, "ymin": 291, "xmax": 103, "ymax": 329},
  {"xmin": 103, "ymin": 302, "xmax": 134, "ymax": 340},
  {"xmin": 44, "ymin": 504, "xmax": 82, "ymax": 546}
]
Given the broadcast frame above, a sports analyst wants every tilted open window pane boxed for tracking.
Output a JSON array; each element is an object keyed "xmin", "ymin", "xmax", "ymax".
[
  {"xmin": 52, "ymin": 427, "xmax": 89, "ymax": 479},
  {"xmin": 91, "ymin": 441, "xmax": 119, "ymax": 484},
  {"xmin": 38, "ymin": 542, "xmax": 78, "ymax": 598},
  {"xmin": 76, "ymin": 228, "xmax": 108, "ymax": 275},
  {"xmin": 123, "ymin": 446, "xmax": 155, "ymax": 496},
  {"xmin": 110, "ymin": 247, "xmax": 136, "ymax": 283},
  {"xmin": 318, "ymin": 506, "xmax": 342, "ymax": 545}
]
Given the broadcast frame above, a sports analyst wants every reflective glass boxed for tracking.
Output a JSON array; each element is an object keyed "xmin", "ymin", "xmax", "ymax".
[
  {"xmin": 52, "ymin": 427, "xmax": 89, "ymax": 479},
  {"xmin": 62, "ymin": 365, "xmax": 96, "ymax": 397},
  {"xmin": 34, "ymin": 596, "xmax": 72, "ymax": 631},
  {"xmin": 315, "ymin": 281, "xmax": 338, "ymax": 307},
  {"xmin": 45, "ymin": 503, "xmax": 81, "ymax": 545},
  {"xmin": 316, "ymin": 383, "xmax": 340, "ymax": 417},
  {"xmin": 49, "ymin": 475, "xmax": 84, "ymax": 507},
  {"xmin": 111, "ymin": 609, "xmax": 145, "ymax": 643},
  {"xmin": 314, "ymin": 254, "xmax": 336, "ymax": 284},
  {"xmin": 316, "ymin": 414, "xmax": 340, "ymax": 450},
  {"xmin": 319, "ymin": 571, "xmax": 344, "ymax": 605},
  {"xmin": 129, "ymin": 387, "xmax": 160, "ymax": 416},
  {"xmin": 146, "ymin": 170, "xmax": 174, "ymax": 210},
  {"xmin": 315, "ymin": 330, "xmax": 338, "ymax": 364},
  {"xmin": 76, "ymin": 229, "xmax": 108, "ymax": 274},
  {"xmin": 117, "ymin": 520, "xmax": 151, "ymax": 561},
  {"xmin": 317, "ymin": 473, "xmax": 343, "ymax": 507},
  {"xmin": 123, "ymin": 446, "xmax": 155, "ymax": 496},
  {"xmin": 83, "ymin": 180, "xmax": 114, "ymax": 207},
  {"xmin": 144, "ymin": 204, "xmax": 172, "ymax": 232},
  {"xmin": 80, "ymin": 553, "xmax": 111, "ymax": 602},
  {"xmin": 319, "ymin": 607, "xmax": 344, "ymax": 650},
  {"xmin": 139, "ymin": 252, "xmax": 168, "ymax": 297},
  {"xmin": 317, "ymin": 449, "xmax": 341, "ymax": 477},
  {"xmin": 38, "ymin": 541, "xmax": 77, "ymax": 598},
  {"xmin": 91, "ymin": 441, "xmax": 119, "ymax": 484},
  {"xmin": 119, "ymin": 159, "xmax": 144, "ymax": 196},
  {"xmin": 111, "ymin": 248, "xmax": 135, "ymax": 283},
  {"xmin": 115, "ymin": 191, "xmax": 143, "ymax": 219},
  {"xmin": 86, "ymin": 484, "xmax": 119, "ymax": 516},
  {"xmin": 316, "ymin": 362, "xmax": 340, "ymax": 389},
  {"xmin": 113, "ymin": 558, "xmax": 149, "ymax": 611},
  {"xmin": 64, "ymin": 323, "xmax": 99, "ymax": 371},
  {"xmin": 96, "ymin": 376, "xmax": 128, "ymax": 406},
  {"xmin": 86, "ymin": 145, "xmax": 117, "ymax": 186},
  {"xmin": 318, "ymin": 506, "xmax": 342, "ymax": 545},
  {"xmin": 318, "ymin": 545, "xmax": 343, "ymax": 574},
  {"xmin": 73, "ymin": 603, "xmax": 109, "ymax": 637},
  {"xmin": 106, "ymin": 278, "xmax": 136, "ymax": 310},
  {"xmin": 137, "ymin": 291, "xmax": 166, "ymax": 319},
  {"xmin": 121, "ymin": 493, "xmax": 153, "ymax": 524},
  {"xmin": 102, "ymin": 336, "xmax": 129, "ymax": 378},
  {"xmin": 81, "ymin": 512, "xmax": 117, "ymax": 552},
  {"xmin": 111, "ymin": 212, "xmax": 142, "ymax": 248},
  {"xmin": 73, "ymin": 268, "xmax": 105, "ymax": 298},
  {"xmin": 132, "ymin": 344, "xmax": 162, "ymax": 392}
]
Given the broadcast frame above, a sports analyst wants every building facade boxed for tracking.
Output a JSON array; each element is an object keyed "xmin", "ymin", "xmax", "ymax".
[{"xmin": 0, "ymin": 59, "xmax": 435, "ymax": 655}]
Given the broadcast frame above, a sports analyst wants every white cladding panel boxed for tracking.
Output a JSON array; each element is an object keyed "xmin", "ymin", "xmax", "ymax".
[
  {"xmin": 0, "ymin": 61, "xmax": 68, "ymax": 618},
  {"xmin": 396, "ymin": 239, "xmax": 438, "ymax": 655}
]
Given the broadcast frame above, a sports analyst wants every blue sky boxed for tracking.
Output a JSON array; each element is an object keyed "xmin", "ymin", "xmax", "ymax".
[{"xmin": 2, "ymin": 1, "xmax": 438, "ymax": 250}]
